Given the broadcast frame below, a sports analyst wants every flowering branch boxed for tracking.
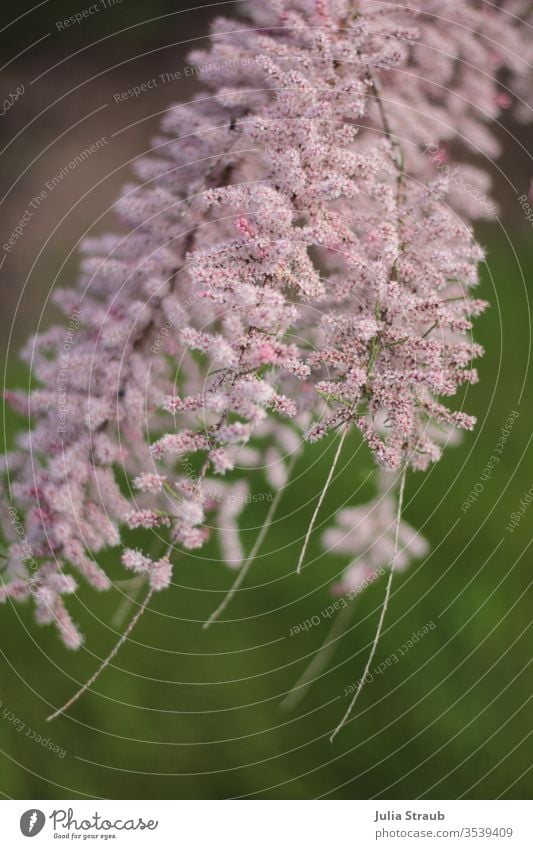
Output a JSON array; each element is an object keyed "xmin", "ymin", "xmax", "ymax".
[{"xmin": 1, "ymin": 0, "xmax": 531, "ymax": 723}]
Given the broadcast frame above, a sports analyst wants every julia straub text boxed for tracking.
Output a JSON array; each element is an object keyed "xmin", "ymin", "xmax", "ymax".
[{"xmin": 374, "ymin": 810, "xmax": 445, "ymax": 822}]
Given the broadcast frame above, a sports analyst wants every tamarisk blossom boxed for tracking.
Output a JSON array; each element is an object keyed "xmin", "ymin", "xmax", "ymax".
[
  {"xmin": 323, "ymin": 478, "xmax": 429, "ymax": 596},
  {"xmin": 1, "ymin": 0, "xmax": 531, "ymax": 723}
]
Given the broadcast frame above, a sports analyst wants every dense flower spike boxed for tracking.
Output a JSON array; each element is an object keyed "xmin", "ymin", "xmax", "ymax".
[{"xmin": 1, "ymin": 0, "xmax": 531, "ymax": 646}]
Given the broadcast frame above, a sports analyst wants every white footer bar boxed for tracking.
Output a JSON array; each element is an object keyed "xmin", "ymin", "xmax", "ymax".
[{"xmin": 1, "ymin": 799, "xmax": 530, "ymax": 848}]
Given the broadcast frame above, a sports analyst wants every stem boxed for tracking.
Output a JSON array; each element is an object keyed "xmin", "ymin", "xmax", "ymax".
[
  {"xmin": 203, "ymin": 453, "xmax": 299, "ymax": 629},
  {"xmin": 329, "ymin": 466, "xmax": 407, "ymax": 742},
  {"xmin": 46, "ymin": 585, "xmax": 154, "ymax": 722},
  {"xmin": 296, "ymin": 425, "xmax": 348, "ymax": 574},
  {"xmin": 421, "ymin": 321, "xmax": 438, "ymax": 339},
  {"xmin": 369, "ymin": 70, "xmax": 404, "ymax": 177},
  {"xmin": 280, "ymin": 600, "xmax": 355, "ymax": 711},
  {"xmin": 110, "ymin": 575, "xmax": 145, "ymax": 629}
]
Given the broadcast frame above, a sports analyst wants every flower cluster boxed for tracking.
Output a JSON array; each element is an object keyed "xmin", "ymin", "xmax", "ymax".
[
  {"xmin": 323, "ymin": 471, "xmax": 429, "ymax": 595},
  {"xmin": 1, "ymin": 0, "xmax": 531, "ymax": 645}
]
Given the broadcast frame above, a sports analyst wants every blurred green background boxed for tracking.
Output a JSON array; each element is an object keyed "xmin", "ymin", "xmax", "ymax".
[{"xmin": 0, "ymin": 0, "xmax": 532, "ymax": 800}]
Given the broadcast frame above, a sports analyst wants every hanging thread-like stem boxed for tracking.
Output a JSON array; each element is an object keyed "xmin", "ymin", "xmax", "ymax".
[
  {"xmin": 329, "ymin": 466, "xmax": 407, "ymax": 742},
  {"xmin": 296, "ymin": 426, "xmax": 348, "ymax": 574},
  {"xmin": 203, "ymin": 453, "xmax": 299, "ymax": 629},
  {"xmin": 280, "ymin": 599, "xmax": 355, "ymax": 711},
  {"xmin": 47, "ymin": 585, "xmax": 154, "ymax": 722},
  {"xmin": 110, "ymin": 575, "xmax": 145, "ymax": 629}
]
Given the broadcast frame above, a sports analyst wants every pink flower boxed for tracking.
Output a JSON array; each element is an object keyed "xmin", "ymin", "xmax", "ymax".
[{"xmin": 2, "ymin": 0, "xmax": 531, "ymax": 647}]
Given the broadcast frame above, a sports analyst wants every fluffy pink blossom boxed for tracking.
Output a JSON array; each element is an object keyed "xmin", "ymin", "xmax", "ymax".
[{"xmin": 1, "ymin": 0, "xmax": 531, "ymax": 648}]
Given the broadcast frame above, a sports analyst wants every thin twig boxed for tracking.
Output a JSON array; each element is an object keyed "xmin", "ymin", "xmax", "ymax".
[
  {"xmin": 329, "ymin": 466, "xmax": 407, "ymax": 742},
  {"xmin": 110, "ymin": 576, "xmax": 145, "ymax": 629},
  {"xmin": 280, "ymin": 599, "xmax": 355, "ymax": 712},
  {"xmin": 47, "ymin": 585, "xmax": 154, "ymax": 722},
  {"xmin": 203, "ymin": 453, "xmax": 299, "ymax": 629},
  {"xmin": 296, "ymin": 426, "xmax": 348, "ymax": 574},
  {"xmin": 368, "ymin": 69, "xmax": 404, "ymax": 179}
]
